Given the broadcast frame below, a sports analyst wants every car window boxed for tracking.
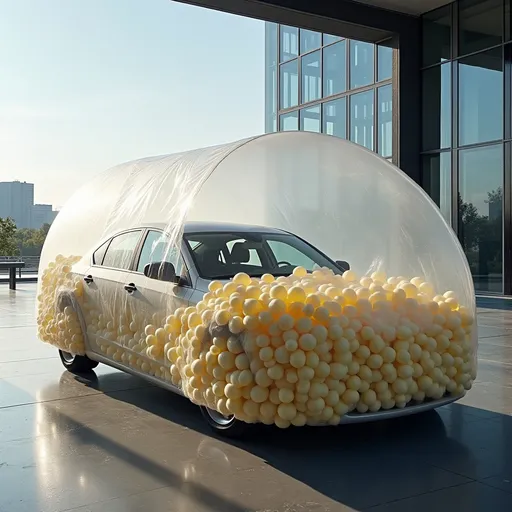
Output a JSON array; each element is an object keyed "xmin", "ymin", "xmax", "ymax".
[
  {"xmin": 267, "ymin": 240, "xmax": 319, "ymax": 270},
  {"xmin": 102, "ymin": 230, "xmax": 142, "ymax": 270},
  {"xmin": 184, "ymin": 231, "xmax": 340, "ymax": 279},
  {"xmin": 93, "ymin": 240, "xmax": 110, "ymax": 266},
  {"xmin": 137, "ymin": 230, "xmax": 184, "ymax": 276},
  {"xmin": 226, "ymin": 239, "xmax": 262, "ymax": 266}
]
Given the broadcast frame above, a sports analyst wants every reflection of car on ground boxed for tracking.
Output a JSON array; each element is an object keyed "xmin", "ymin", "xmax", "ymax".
[{"xmin": 57, "ymin": 222, "xmax": 350, "ymax": 433}]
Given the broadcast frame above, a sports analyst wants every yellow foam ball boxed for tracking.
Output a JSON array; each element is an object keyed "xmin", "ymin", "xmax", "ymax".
[
  {"xmin": 250, "ymin": 386, "xmax": 269, "ymax": 403},
  {"xmin": 290, "ymin": 349, "xmax": 307, "ymax": 368}
]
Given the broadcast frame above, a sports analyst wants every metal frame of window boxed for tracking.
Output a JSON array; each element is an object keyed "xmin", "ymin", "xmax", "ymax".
[{"xmin": 276, "ymin": 25, "xmax": 393, "ymax": 159}]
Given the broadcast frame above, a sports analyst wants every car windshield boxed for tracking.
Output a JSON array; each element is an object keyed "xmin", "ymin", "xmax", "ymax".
[{"xmin": 184, "ymin": 231, "xmax": 342, "ymax": 280}]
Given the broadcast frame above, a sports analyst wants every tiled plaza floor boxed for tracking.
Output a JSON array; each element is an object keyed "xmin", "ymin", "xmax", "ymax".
[{"xmin": 0, "ymin": 284, "xmax": 511, "ymax": 511}]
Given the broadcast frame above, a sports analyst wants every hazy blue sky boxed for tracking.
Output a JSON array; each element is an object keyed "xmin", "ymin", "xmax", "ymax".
[{"xmin": 0, "ymin": 0, "xmax": 265, "ymax": 207}]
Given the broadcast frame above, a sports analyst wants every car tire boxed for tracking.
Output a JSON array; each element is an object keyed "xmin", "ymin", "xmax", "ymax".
[
  {"xmin": 59, "ymin": 350, "xmax": 99, "ymax": 373},
  {"xmin": 200, "ymin": 406, "xmax": 246, "ymax": 437}
]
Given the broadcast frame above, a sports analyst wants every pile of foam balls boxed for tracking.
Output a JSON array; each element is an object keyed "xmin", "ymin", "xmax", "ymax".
[
  {"xmin": 37, "ymin": 256, "xmax": 476, "ymax": 428},
  {"xmin": 38, "ymin": 255, "xmax": 86, "ymax": 356}
]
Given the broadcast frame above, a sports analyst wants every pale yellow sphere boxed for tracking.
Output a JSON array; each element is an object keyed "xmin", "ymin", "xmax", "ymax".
[
  {"xmin": 290, "ymin": 349, "xmax": 307, "ymax": 368},
  {"xmin": 235, "ymin": 353, "xmax": 250, "ymax": 370},
  {"xmin": 298, "ymin": 365, "xmax": 315, "ymax": 381},
  {"xmin": 292, "ymin": 266, "xmax": 308, "ymax": 278},
  {"xmin": 267, "ymin": 364, "xmax": 284, "ymax": 381},
  {"xmin": 278, "ymin": 388, "xmax": 294, "ymax": 404},
  {"xmin": 255, "ymin": 368, "xmax": 272, "ymax": 387},
  {"xmin": 275, "ymin": 346, "xmax": 290, "ymax": 364},
  {"xmin": 270, "ymin": 285, "xmax": 287, "ymax": 301},
  {"xmin": 305, "ymin": 351, "xmax": 319, "ymax": 369},
  {"xmin": 285, "ymin": 338, "xmax": 299, "ymax": 352},
  {"xmin": 259, "ymin": 346, "xmax": 274, "ymax": 362},
  {"xmin": 343, "ymin": 270, "xmax": 357, "ymax": 282},
  {"xmin": 250, "ymin": 385, "xmax": 269, "ymax": 403}
]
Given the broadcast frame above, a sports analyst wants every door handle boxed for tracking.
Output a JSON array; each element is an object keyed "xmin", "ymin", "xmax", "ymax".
[
  {"xmin": 124, "ymin": 283, "xmax": 137, "ymax": 293},
  {"xmin": 84, "ymin": 275, "xmax": 94, "ymax": 284}
]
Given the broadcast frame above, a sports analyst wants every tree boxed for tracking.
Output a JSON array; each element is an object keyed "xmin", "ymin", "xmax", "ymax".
[
  {"xmin": 15, "ymin": 223, "xmax": 52, "ymax": 256},
  {"xmin": 0, "ymin": 217, "xmax": 19, "ymax": 256}
]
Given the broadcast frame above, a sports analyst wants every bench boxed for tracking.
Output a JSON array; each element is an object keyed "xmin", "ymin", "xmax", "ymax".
[{"xmin": 0, "ymin": 261, "xmax": 26, "ymax": 290}]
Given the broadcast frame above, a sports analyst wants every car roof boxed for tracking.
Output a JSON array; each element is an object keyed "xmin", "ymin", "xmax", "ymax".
[{"xmin": 139, "ymin": 221, "xmax": 289, "ymax": 235}]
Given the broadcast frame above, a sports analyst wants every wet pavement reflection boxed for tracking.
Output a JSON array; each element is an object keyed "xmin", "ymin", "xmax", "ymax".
[{"xmin": 1, "ymin": 285, "xmax": 511, "ymax": 511}]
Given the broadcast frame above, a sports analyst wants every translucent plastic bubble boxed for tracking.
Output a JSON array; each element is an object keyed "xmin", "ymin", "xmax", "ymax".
[{"xmin": 37, "ymin": 132, "xmax": 477, "ymax": 428}]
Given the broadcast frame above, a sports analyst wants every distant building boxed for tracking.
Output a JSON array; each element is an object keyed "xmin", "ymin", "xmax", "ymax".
[
  {"xmin": 31, "ymin": 204, "xmax": 58, "ymax": 229},
  {"xmin": 0, "ymin": 181, "xmax": 34, "ymax": 229}
]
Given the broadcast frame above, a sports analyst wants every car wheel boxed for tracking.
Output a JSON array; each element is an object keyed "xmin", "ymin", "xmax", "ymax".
[
  {"xmin": 59, "ymin": 350, "xmax": 99, "ymax": 373},
  {"xmin": 200, "ymin": 406, "xmax": 246, "ymax": 437}
]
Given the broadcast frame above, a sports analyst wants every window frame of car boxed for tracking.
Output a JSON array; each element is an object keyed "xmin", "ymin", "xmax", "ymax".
[
  {"xmin": 183, "ymin": 229, "xmax": 345, "ymax": 279},
  {"xmin": 130, "ymin": 228, "xmax": 192, "ymax": 287},
  {"xmin": 91, "ymin": 229, "xmax": 144, "ymax": 271}
]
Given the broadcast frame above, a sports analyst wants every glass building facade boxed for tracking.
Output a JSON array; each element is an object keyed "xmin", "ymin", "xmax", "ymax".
[
  {"xmin": 264, "ymin": 0, "xmax": 512, "ymax": 296},
  {"xmin": 421, "ymin": 0, "xmax": 506, "ymax": 294},
  {"xmin": 265, "ymin": 24, "xmax": 394, "ymax": 160}
]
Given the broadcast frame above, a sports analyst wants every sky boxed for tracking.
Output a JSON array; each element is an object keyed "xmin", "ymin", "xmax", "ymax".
[{"xmin": 0, "ymin": 0, "xmax": 265, "ymax": 208}]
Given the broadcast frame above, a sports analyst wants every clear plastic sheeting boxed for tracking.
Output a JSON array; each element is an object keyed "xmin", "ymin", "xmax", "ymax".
[{"xmin": 37, "ymin": 132, "xmax": 477, "ymax": 427}]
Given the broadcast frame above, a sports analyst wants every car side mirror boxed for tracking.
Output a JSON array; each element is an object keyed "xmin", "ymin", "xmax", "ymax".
[
  {"xmin": 144, "ymin": 261, "xmax": 178, "ymax": 283},
  {"xmin": 336, "ymin": 260, "xmax": 350, "ymax": 272}
]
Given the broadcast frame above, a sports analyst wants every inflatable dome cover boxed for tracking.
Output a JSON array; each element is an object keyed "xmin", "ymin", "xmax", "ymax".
[{"xmin": 36, "ymin": 132, "xmax": 477, "ymax": 427}]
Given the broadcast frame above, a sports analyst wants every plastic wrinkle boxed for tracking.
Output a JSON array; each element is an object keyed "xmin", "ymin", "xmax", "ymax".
[{"xmin": 36, "ymin": 132, "xmax": 478, "ymax": 428}]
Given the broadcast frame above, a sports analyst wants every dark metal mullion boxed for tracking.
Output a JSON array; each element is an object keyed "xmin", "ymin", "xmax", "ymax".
[
  {"xmin": 277, "ymin": 78, "xmax": 391, "ymax": 115},
  {"xmin": 374, "ymin": 42, "xmax": 378, "ymax": 154},
  {"xmin": 277, "ymin": 25, "xmax": 281, "ymax": 131},
  {"xmin": 504, "ymin": 142, "xmax": 511, "ymax": 295},
  {"xmin": 347, "ymin": 39, "xmax": 351, "ymax": 140},
  {"xmin": 504, "ymin": 40, "xmax": 512, "ymax": 294},
  {"xmin": 505, "ymin": 0, "xmax": 510, "ymax": 45},
  {"xmin": 391, "ymin": 35, "xmax": 399, "ymax": 166},
  {"xmin": 451, "ymin": 2, "xmax": 459, "ymax": 232}
]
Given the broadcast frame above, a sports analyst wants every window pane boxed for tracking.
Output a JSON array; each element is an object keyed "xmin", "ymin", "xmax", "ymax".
[
  {"xmin": 422, "ymin": 63, "xmax": 451, "ymax": 151},
  {"xmin": 459, "ymin": 47, "xmax": 503, "ymax": 146},
  {"xmin": 300, "ymin": 29, "xmax": 321, "ymax": 53},
  {"xmin": 137, "ymin": 230, "xmax": 183, "ymax": 275},
  {"xmin": 378, "ymin": 85, "xmax": 392, "ymax": 157},
  {"xmin": 279, "ymin": 59, "xmax": 299, "ymax": 109},
  {"xmin": 459, "ymin": 145, "xmax": 503, "ymax": 293},
  {"xmin": 422, "ymin": 5, "xmax": 451, "ymax": 66},
  {"xmin": 323, "ymin": 98, "xmax": 346, "ymax": 138},
  {"xmin": 422, "ymin": 153, "xmax": 451, "ymax": 224},
  {"xmin": 280, "ymin": 25, "xmax": 298, "ymax": 62},
  {"xmin": 102, "ymin": 231, "xmax": 141, "ymax": 270},
  {"xmin": 93, "ymin": 240, "xmax": 110, "ymax": 266},
  {"xmin": 280, "ymin": 111, "xmax": 298, "ymax": 131},
  {"xmin": 350, "ymin": 40, "xmax": 374, "ymax": 89},
  {"xmin": 300, "ymin": 105, "xmax": 320, "ymax": 132},
  {"xmin": 323, "ymin": 40, "xmax": 346, "ymax": 97},
  {"xmin": 265, "ymin": 22, "xmax": 278, "ymax": 133},
  {"xmin": 350, "ymin": 90, "xmax": 374, "ymax": 150},
  {"xmin": 301, "ymin": 50, "xmax": 321, "ymax": 103},
  {"xmin": 377, "ymin": 44, "xmax": 393, "ymax": 81},
  {"xmin": 323, "ymin": 33, "xmax": 342, "ymax": 45},
  {"xmin": 459, "ymin": 0, "xmax": 503, "ymax": 56},
  {"xmin": 267, "ymin": 240, "xmax": 317, "ymax": 270}
]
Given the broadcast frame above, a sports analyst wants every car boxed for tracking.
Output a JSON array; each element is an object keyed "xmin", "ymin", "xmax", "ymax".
[{"xmin": 52, "ymin": 221, "xmax": 462, "ymax": 435}]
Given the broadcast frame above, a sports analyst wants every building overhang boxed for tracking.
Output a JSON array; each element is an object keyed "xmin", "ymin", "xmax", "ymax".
[{"xmin": 174, "ymin": 0, "xmax": 425, "ymax": 42}]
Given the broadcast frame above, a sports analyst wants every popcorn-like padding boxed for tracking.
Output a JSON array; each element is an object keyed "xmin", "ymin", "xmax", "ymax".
[
  {"xmin": 37, "ymin": 255, "xmax": 86, "ymax": 356},
  {"xmin": 38, "ymin": 257, "xmax": 476, "ymax": 428},
  {"xmin": 163, "ymin": 268, "xmax": 476, "ymax": 427}
]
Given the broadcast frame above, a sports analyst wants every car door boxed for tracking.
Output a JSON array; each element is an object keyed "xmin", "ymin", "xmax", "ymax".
[
  {"xmin": 80, "ymin": 229, "xmax": 144, "ymax": 360},
  {"xmin": 120, "ymin": 229, "xmax": 194, "ymax": 378}
]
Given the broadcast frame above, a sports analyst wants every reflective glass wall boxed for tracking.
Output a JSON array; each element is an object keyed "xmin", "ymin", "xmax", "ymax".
[
  {"xmin": 265, "ymin": 23, "xmax": 394, "ymax": 160},
  {"xmin": 421, "ymin": 0, "xmax": 507, "ymax": 294}
]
